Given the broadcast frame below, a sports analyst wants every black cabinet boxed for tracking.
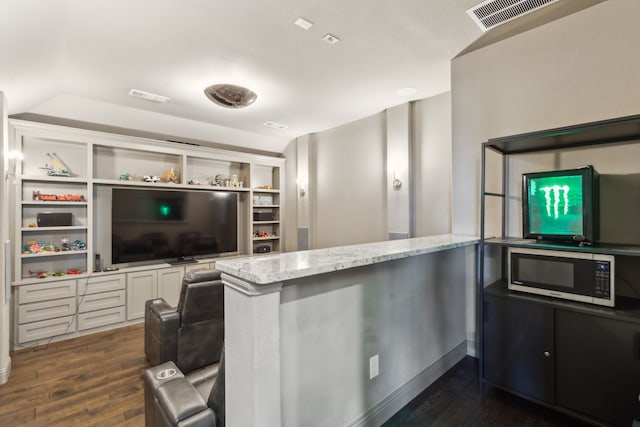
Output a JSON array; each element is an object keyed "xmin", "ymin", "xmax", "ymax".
[
  {"xmin": 556, "ymin": 310, "xmax": 640, "ymax": 426},
  {"xmin": 483, "ymin": 294, "xmax": 554, "ymax": 403},
  {"xmin": 484, "ymin": 285, "xmax": 640, "ymax": 426}
]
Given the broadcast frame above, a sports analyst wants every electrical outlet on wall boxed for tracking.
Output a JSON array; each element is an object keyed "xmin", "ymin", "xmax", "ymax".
[{"xmin": 369, "ymin": 354, "xmax": 379, "ymax": 379}]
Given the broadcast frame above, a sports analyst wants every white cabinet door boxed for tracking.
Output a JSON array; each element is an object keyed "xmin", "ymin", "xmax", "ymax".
[
  {"xmin": 126, "ymin": 270, "xmax": 157, "ymax": 320},
  {"xmin": 157, "ymin": 267, "xmax": 183, "ymax": 307}
]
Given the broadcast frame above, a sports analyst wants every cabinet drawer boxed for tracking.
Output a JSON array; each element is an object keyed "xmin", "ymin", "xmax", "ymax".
[
  {"xmin": 78, "ymin": 307, "xmax": 125, "ymax": 331},
  {"xmin": 78, "ymin": 274, "xmax": 125, "ymax": 295},
  {"xmin": 18, "ymin": 297, "xmax": 77, "ymax": 324},
  {"xmin": 78, "ymin": 290, "xmax": 125, "ymax": 313},
  {"xmin": 18, "ymin": 280, "xmax": 77, "ymax": 304},
  {"xmin": 17, "ymin": 315, "xmax": 76, "ymax": 344}
]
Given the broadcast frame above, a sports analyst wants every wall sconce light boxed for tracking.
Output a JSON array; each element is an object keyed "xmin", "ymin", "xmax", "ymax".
[
  {"xmin": 297, "ymin": 176, "xmax": 307, "ymax": 197},
  {"xmin": 5, "ymin": 150, "xmax": 23, "ymax": 183},
  {"xmin": 392, "ymin": 171, "xmax": 402, "ymax": 190}
]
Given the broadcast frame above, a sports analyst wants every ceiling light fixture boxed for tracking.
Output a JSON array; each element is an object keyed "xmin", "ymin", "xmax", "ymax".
[
  {"xmin": 204, "ymin": 84, "xmax": 257, "ymax": 109},
  {"xmin": 128, "ymin": 89, "xmax": 170, "ymax": 103},
  {"xmin": 396, "ymin": 87, "xmax": 417, "ymax": 97},
  {"xmin": 294, "ymin": 17, "xmax": 313, "ymax": 30},
  {"xmin": 322, "ymin": 34, "xmax": 340, "ymax": 45},
  {"xmin": 263, "ymin": 121, "xmax": 288, "ymax": 130}
]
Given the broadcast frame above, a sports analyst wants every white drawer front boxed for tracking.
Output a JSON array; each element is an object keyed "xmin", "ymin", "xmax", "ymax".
[
  {"xmin": 18, "ymin": 297, "xmax": 77, "ymax": 324},
  {"xmin": 18, "ymin": 316, "xmax": 76, "ymax": 344},
  {"xmin": 78, "ymin": 274, "xmax": 125, "ymax": 295},
  {"xmin": 78, "ymin": 307, "xmax": 125, "ymax": 331},
  {"xmin": 18, "ymin": 280, "xmax": 77, "ymax": 304},
  {"xmin": 78, "ymin": 290, "xmax": 125, "ymax": 313}
]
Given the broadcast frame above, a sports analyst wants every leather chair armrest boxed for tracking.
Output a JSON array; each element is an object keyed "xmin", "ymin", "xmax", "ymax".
[
  {"xmin": 145, "ymin": 299, "xmax": 180, "ymax": 366},
  {"xmin": 156, "ymin": 376, "xmax": 216, "ymax": 427},
  {"xmin": 147, "ymin": 298, "xmax": 176, "ymax": 317},
  {"xmin": 144, "ymin": 362, "xmax": 185, "ymax": 427}
]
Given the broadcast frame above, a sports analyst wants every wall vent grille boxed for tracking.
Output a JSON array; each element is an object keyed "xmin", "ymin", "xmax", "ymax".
[{"xmin": 467, "ymin": 0, "xmax": 560, "ymax": 31}]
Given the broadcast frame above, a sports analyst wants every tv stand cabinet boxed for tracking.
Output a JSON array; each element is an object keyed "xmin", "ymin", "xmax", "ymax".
[
  {"xmin": 479, "ymin": 114, "xmax": 640, "ymax": 426},
  {"xmin": 8, "ymin": 119, "xmax": 285, "ymax": 349}
]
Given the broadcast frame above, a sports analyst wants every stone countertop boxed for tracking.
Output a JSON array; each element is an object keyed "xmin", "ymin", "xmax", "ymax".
[{"xmin": 215, "ymin": 234, "xmax": 479, "ymax": 285}]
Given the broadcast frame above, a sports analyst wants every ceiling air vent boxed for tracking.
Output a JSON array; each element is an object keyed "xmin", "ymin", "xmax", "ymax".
[{"xmin": 467, "ymin": 0, "xmax": 560, "ymax": 32}]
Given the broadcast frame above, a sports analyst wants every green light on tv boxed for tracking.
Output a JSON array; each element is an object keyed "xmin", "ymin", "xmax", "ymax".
[{"xmin": 159, "ymin": 204, "xmax": 171, "ymax": 217}]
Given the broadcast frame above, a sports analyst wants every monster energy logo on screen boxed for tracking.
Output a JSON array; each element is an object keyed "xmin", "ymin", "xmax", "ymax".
[{"xmin": 541, "ymin": 185, "xmax": 569, "ymax": 219}]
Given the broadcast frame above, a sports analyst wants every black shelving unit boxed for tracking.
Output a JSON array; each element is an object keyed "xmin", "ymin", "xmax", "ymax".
[{"xmin": 478, "ymin": 114, "xmax": 640, "ymax": 425}]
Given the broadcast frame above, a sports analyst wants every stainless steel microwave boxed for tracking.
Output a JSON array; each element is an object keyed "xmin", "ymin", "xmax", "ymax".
[{"xmin": 508, "ymin": 247, "xmax": 614, "ymax": 307}]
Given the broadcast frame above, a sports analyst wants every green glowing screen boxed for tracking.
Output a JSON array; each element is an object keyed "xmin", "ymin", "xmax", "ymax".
[
  {"xmin": 159, "ymin": 204, "xmax": 171, "ymax": 218},
  {"xmin": 527, "ymin": 175, "xmax": 584, "ymax": 235}
]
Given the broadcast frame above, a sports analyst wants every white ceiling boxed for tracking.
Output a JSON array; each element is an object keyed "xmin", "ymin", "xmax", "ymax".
[{"xmin": 0, "ymin": 0, "xmax": 484, "ymax": 153}]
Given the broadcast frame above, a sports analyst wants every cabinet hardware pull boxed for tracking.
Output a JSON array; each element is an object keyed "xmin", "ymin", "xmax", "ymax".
[{"xmin": 543, "ymin": 351, "xmax": 550, "ymax": 357}]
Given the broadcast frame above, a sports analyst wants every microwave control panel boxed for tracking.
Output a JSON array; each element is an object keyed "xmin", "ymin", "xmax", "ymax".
[{"xmin": 594, "ymin": 261, "xmax": 611, "ymax": 298}]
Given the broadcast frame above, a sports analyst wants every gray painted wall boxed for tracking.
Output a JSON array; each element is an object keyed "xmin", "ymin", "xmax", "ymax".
[
  {"xmin": 412, "ymin": 92, "xmax": 452, "ymax": 237},
  {"xmin": 451, "ymin": 0, "xmax": 640, "ymax": 350},
  {"xmin": 284, "ymin": 94, "xmax": 454, "ymax": 251},
  {"xmin": 279, "ymin": 246, "xmax": 473, "ymax": 426},
  {"xmin": 451, "ymin": 0, "xmax": 640, "ymax": 238},
  {"xmin": 310, "ymin": 113, "xmax": 387, "ymax": 249}
]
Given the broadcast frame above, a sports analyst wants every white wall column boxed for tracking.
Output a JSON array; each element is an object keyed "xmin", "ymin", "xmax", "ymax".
[
  {"xmin": 386, "ymin": 103, "xmax": 412, "ymax": 239},
  {"xmin": 0, "ymin": 92, "xmax": 11, "ymax": 384},
  {"xmin": 222, "ymin": 273, "xmax": 282, "ymax": 427},
  {"xmin": 296, "ymin": 135, "xmax": 311, "ymax": 250}
]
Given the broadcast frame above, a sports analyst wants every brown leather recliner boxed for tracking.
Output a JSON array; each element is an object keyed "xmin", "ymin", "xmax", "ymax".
[{"xmin": 144, "ymin": 269, "xmax": 224, "ymax": 373}]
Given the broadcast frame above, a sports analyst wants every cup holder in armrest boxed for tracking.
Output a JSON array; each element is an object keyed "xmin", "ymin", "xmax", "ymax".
[{"xmin": 156, "ymin": 368, "xmax": 177, "ymax": 380}]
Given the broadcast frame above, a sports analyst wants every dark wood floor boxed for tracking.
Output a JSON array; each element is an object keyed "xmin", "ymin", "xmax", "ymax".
[
  {"xmin": 1, "ymin": 326, "xmax": 592, "ymax": 427},
  {"xmin": 384, "ymin": 356, "xmax": 591, "ymax": 427},
  {"xmin": 0, "ymin": 324, "xmax": 148, "ymax": 427}
]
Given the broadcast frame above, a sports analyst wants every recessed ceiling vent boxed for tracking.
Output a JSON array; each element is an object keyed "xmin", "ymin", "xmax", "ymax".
[{"xmin": 467, "ymin": 0, "xmax": 560, "ymax": 32}]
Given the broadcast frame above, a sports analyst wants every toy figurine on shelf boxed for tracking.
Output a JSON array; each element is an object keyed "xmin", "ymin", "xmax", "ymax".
[
  {"xmin": 70, "ymin": 240, "xmax": 86, "ymax": 251},
  {"xmin": 42, "ymin": 152, "xmax": 73, "ymax": 177},
  {"xmin": 61, "ymin": 237, "xmax": 70, "ymax": 251},
  {"xmin": 32, "ymin": 191, "xmax": 85, "ymax": 202},
  {"xmin": 254, "ymin": 230, "xmax": 271, "ymax": 238},
  {"xmin": 143, "ymin": 175, "xmax": 161, "ymax": 183},
  {"xmin": 66, "ymin": 269, "xmax": 82, "ymax": 275},
  {"xmin": 24, "ymin": 240, "xmax": 39, "ymax": 253},
  {"xmin": 188, "ymin": 179, "xmax": 201, "ymax": 185},
  {"xmin": 119, "ymin": 172, "xmax": 134, "ymax": 181},
  {"xmin": 164, "ymin": 168, "xmax": 179, "ymax": 183},
  {"xmin": 40, "ymin": 241, "xmax": 55, "ymax": 252},
  {"xmin": 28, "ymin": 270, "xmax": 48, "ymax": 279}
]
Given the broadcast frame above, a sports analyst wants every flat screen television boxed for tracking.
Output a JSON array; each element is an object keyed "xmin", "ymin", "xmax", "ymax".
[
  {"xmin": 111, "ymin": 188, "xmax": 238, "ymax": 264},
  {"xmin": 522, "ymin": 165, "xmax": 599, "ymax": 244}
]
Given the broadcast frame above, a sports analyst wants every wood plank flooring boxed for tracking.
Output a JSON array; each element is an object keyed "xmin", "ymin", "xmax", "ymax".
[
  {"xmin": 0, "ymin": 324, "xmax": 148, "ymax": 427},
  {"xmin": 1, "ymin": 326, "xmax": 593, "ymax": 427},
  {"xmin": 383, "ymin": 356, "xmax": 590, "ymax": 427}
]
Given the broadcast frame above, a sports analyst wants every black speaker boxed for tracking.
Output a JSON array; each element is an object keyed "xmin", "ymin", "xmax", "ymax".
[
  {"xmin": 253, "ymin": 212, "xmax": 274, "ymax": 221},
  {"xmin": 256, "ymin": 245, "xmax": 271, "ymax": 253},
  {"xmin": 95, "ymin": 254, "xmax": 101, "ymax": 272},
  {"xmin": 37, "ymin": 212, "xmax": 72, "ymax": 227}
]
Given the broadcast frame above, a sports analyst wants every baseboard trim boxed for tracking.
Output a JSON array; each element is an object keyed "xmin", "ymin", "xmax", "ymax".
[
  {"xmin": 466, "ymin": 337, "xmax": 478, "ymax": 357},
  {"xmin": 346, "ymin": 340, "xmax": 468, "ymax": 427},
  {"xmin": 0, "ymin": 356, "xmax": 11, "ymax": 385}
]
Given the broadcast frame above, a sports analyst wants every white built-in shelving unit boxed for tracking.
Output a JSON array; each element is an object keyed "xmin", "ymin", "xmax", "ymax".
[{"xmin": 9, "ymin": 119, "xmax": 285, "ymax": 348}]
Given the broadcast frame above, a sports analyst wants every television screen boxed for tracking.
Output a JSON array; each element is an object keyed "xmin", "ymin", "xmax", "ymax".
[
  {"xmin": 112, "ymin": 188, "xmax": 238, "ymax": 264},
  {"xmin": 522, "ymin": 166, "xmax": 598, "ymax": 243}
]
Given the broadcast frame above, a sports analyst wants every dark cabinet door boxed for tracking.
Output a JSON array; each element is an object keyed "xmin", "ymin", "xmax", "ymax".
[
  {"xmin": 556, "ymin": 309, "xmax": 640, "ymax": 426},
  {"xmin": 483, "ymin": 295, "xmax": 555, "ymax": 403}
]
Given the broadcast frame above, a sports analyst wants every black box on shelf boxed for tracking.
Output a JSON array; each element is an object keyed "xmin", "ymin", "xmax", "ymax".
[
  {"xmin": 256, "ymin": 245, "xmax": 271, "ymax": 253},
  {"xmin": 253, "ymin": 212, "xmax": 274, "ymax": 221},
  {"xmin": 37, "ymin": 212, "xmax": 72, "ymax": 227}
]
